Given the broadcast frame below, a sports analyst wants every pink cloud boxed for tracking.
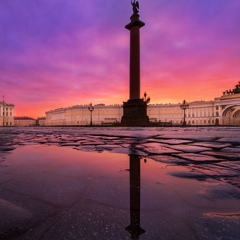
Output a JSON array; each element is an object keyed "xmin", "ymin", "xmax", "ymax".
[{"xmin": 0, "ymin": 0, "xmax": 239, "ymax": 118}]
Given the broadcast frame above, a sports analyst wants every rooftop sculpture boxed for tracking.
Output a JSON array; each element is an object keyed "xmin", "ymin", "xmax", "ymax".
[{"xmin": 223, "ymin": 82, "xmax": 240, "ymax": 95}]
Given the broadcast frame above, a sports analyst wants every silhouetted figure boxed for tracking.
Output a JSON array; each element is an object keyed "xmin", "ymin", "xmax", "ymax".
[{"xmin": 131, "ymin": 0, "xmax": 139, "ymax": 14}]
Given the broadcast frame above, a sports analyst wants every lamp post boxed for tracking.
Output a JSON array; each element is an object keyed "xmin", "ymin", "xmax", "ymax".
[
  {"xmin": 88, "ymin": 103, "xmax": 94, "ymax": 126},
  {"xmin": 2, "ymin": 95, "xmax": 5, "ymax": 127},
  {"xmin": 180, "ymin": 99, "xmax": 189, "ymax": 127}
]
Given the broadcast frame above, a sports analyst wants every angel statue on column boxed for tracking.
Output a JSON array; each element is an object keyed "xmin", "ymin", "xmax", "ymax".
[{"xmin": 131, "ymin": 0, "xmax": 139, "ymax": 14}]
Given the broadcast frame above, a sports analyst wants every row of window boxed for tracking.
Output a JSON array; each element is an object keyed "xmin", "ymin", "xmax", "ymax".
[
  {"xmin": 187, "ymin": 112, "xmax": 219, "ymax": 117},
  {"xmin": 3, "ymin": 122, "xmax": 13, "ymax": 126},
  {"xmin": 149, "ymin": 110, "xmax": 218, "ymax": 117},
  {"xmin": 188, "ymin": 119, "xmax": 215, "ymax": 124},
  {"xmin": 155, "ymin": 113, "xmax": 219, "ymax": 118},
  {"xmin": 168, "ymin": 119, "xmax": 216, "ymax": 125},
  {"xmin": 0, "ymin": 107, "xmax": 13, "ymax": 111},
  {"xmin": 2, "ymin": 112, "xmax": 13, "ymax": 116}
]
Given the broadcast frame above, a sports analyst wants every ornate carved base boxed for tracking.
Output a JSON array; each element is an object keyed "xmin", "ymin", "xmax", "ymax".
[{"xmin": 121, "ymin": 99, "xmax": 149, "ymax": 126}]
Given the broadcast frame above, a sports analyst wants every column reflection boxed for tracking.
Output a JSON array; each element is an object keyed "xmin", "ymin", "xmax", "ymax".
[{"xmin": 125, "ymin": 153, "xmax": 145, "ymax": 239}]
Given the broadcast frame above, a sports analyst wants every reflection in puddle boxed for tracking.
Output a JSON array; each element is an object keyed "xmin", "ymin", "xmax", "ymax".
[
  {"xmin": 0, "ymin": 138, "xmax": 240, "ymax": 239},
  {"xmin": 126, "ymin": 154, "xmax": 145, "ymax": 239}
]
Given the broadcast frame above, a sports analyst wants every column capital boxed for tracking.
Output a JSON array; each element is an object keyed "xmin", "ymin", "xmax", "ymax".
[{"xmin": 125, "ymin": 14, "xmax": 145, "ymax": 30}]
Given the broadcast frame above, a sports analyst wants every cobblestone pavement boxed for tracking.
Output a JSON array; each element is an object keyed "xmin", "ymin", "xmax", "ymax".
[
  {"xmin": 1, "ymin": 127, "xmax": 240, "ymax": 188},
  {"xmin": 0, "ymin": 127, "xmax": 240, "ymax": 240}
]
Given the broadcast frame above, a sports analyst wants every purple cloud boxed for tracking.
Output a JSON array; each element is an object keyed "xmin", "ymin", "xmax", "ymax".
[{"xmin": 0, "ymin": 0, "xmax": 239, "ymax": 117}]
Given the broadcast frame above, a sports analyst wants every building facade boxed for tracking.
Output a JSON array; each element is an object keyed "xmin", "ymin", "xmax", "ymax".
[
  {"xmin": 37, "ymin": 117, "xmax": 46, "ymax": 126},
  {"xmin": 0, "ymin": 101, "xmax": 14, "ymax": 126},
  {"xmin": 44, "ymin": 83, "xmax": 240, "ymax": 126},
  {"xmin": 14, "ymin": 117, "xmax": 36, "ymax": 127},
  {"xmin": 45, "ymin": 104, "xmax": 123, "ymax": 126}
]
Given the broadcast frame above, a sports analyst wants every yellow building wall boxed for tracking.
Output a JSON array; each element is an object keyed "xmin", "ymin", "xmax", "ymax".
[
  {"xmin": 0, "ymin": 103, "xmax": 15, "ymax": 126},
  {"xmin": 45, "ymin": 93, "xmax": 240, "ymax": 126}
]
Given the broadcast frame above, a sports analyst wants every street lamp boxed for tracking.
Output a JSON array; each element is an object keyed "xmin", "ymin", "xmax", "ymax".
[
  {"xmin": 180, "ymin": 99, "xmax": 189, "ymax": 126},
  {"xmin": 2, "ymin": 95, "xmax": 5, "ymax": 127},
  {"xmin": 88, "ymin": 103, "xmax": 94, "ymax": 126}
]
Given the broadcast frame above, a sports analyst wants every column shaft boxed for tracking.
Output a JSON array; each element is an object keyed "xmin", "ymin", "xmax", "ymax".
[{"xmin": 130, "ymin": 26, "xmax": 141, "ymax": 99}]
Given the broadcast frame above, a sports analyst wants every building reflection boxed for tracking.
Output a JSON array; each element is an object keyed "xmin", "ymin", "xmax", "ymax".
[{"xmin": 125, "ymin": 153, "xmax": 145, "ymax": 239}]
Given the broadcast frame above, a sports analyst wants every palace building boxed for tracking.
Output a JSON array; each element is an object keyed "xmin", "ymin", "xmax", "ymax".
[
  {"xmin": 14, "ymin": 117, "xmax": 36, "ymax": 127},
  {"xmin": 44, "ymin": 83, "xmax": 240, "ymax": 126},
  {"xmin": 45, "ymin": 104, "xmax": 123, "ymax": 126},
  {"xmin": 0, "ymin": 100, "xmax": 14, "ymax": 126}
]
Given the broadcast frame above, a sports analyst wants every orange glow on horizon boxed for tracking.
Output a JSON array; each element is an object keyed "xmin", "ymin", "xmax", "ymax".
[
  {"xmin": 14, "ymin": 79, "xmax": 236, "ymax": 119},
  {"xmin": 1, "ymin": 1, "xmax": 239, "ymax": 119}
]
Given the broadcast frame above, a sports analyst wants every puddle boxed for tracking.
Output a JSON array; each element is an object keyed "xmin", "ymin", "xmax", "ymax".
[{"xmin": 0, "ymin": 127, "xmax": 239, "ymax": 239}]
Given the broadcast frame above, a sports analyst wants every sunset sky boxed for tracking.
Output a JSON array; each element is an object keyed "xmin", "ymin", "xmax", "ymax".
[{"xmin": 1, "ymin": 0, "xmax": 239, "ymax": 118}]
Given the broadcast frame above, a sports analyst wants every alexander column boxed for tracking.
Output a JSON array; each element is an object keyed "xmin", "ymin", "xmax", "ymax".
[{"xmin": 121, "ymin": 0, "xmax": 149, "ymax": 126}]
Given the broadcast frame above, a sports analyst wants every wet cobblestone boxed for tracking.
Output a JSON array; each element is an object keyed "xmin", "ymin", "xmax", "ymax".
[
  {"xmin": 1, "ymin": 127, "xmax": 239, "ymax": 188},
  {"xmin": 0, "ymin": 127, "xmax": 240, "ymax": 240}
]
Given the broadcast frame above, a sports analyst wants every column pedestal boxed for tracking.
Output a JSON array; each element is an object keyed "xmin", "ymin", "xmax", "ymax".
[{"xmin": 121, "ymin": 99, "xmax": 149, "ymax": 126}]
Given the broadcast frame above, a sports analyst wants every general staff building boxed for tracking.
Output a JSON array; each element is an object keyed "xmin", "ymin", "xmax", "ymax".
[{"xmin": 45, "ymin": 83, "xmax": 240, "ymax": 126}]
